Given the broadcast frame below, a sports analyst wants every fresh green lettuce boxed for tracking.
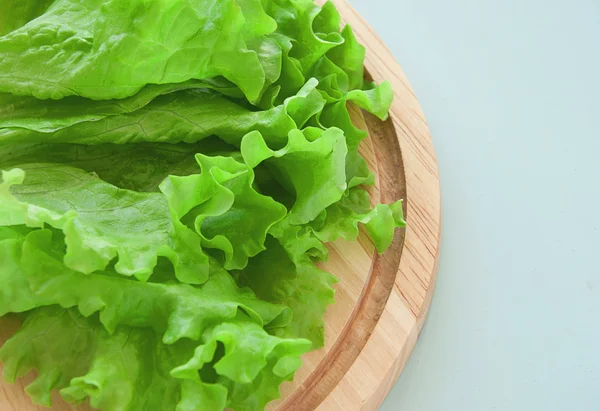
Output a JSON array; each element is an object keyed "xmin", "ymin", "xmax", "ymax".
[
  {"xmin": 0, "ymin": 1, "xmax": 406, "ymax": 410},
  {"xmin": 1, "ymin": 167, "xmax": 211, "ymax": 284},
  {"xmin": 0, "ymin": 0, "xmax": 276, "ymax": 101},
  {"xmin": 1, "ymin": 306, "xmax": 309, "ymax": 411}
]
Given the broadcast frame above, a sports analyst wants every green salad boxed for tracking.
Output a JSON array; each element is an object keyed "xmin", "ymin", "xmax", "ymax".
[{"xmin": 0, "ymin": 0, "xmax": 405, "ymax": 410}]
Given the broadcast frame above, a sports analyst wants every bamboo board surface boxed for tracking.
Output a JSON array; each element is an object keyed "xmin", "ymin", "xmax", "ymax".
[{"xmin": 0, "ymin": 1, "xmax": 441, "ymax": 410}]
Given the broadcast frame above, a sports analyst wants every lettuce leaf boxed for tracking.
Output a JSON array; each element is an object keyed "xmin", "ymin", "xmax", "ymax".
[
  {"xmin": 0, "ymin": 89, "xmax": 294, "ymax": 147},
  {"xmin": 266, "ymin": 0, "xmax": 343, "ymax": 75},
  {"xmin": 0, "ymin": 227, "xmax": 38, "ymax": 315},
  {"xmin": 1, "ymin": 307, "xmax": 105, "ymax": 406},
  {"xmin": 0, "ymin": 0, "xmax": 55, "ymax": 37},
  {"xmin": 236, "ymin": 236, "xmax": 336, "ymax": 348},
  {"xmin": 161, "ymin": 154, "xmax": 288, "ymax": 271},
  {"xmin": 171, "ymin": 321, "xmax": 310, "ymax": 411},
  {"xmin": 0, "ymin": 167, "xmax": 210, "ymax": 284},
  {"xmin": 0, "ymin": 80, "xmax": 326, "ymax": 148},
  {"xmin": 311, "ymin": 187, "xmax": 406, "ymax": 253},
  {"xmin": 12, "ymin": 229, "xmax": 290, "ymax": 340},
  {"xmin": 0, "ymin": 0, "xmax": 276, "ymax": 101},
  {"xmin": 0, "ymin": 81, "xmax": 213, "ymax": 132},
  {"xmin": 0, "ymin": 306, "xmax": 309, "ymax": 411},
  {"xmin": 242, "ymin": 127, "xmax": 348, "ymax": 225},
  {"xmin": 0, "ymin": 1, "xmax": 403, "ymax": 410},
  {"xmin": 0, "ymin": 139, "xmax": 234, "ymax": 193}
]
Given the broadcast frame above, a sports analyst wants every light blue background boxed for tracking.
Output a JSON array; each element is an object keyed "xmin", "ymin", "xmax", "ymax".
[{"xmin": 345, "ymin": 0, "xmax": 600, "ymax": 410}]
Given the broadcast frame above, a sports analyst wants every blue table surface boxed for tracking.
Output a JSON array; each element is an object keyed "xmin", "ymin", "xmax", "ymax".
[{"xmin": 345, "ymin": 1, "xmax": 600, "ymax": 410}]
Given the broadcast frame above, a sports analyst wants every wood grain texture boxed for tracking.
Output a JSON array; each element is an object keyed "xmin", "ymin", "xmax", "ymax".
[{"xmin": 0, "ymin": 1, "xmax": 440, "ymax": 410}]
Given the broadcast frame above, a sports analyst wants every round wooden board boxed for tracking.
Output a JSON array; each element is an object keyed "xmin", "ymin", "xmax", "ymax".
[{"xmin": 0, "ymin": 1, "xmax": 441, "ymax": 410}]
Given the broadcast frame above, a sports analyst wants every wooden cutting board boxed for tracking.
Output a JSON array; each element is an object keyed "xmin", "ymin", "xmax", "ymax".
[{"xmin": 0, "ymin": 1, "xmax": 441, "ymax": 410}]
